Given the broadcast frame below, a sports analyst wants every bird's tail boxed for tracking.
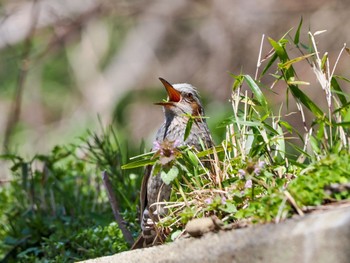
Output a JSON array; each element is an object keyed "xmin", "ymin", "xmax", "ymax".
[
  {"xmin": 131, "ymin": 209, "xmax": 166, "ymax": 249},
  {"xmin": 130, "ymin": 227, "xmax": 166, "ymax": 249},
  {"xmin": 130, "ymin": 234, "xmax": 145, "ymax": 250}
]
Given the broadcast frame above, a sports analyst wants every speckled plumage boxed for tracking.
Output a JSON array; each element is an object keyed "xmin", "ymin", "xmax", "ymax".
[{"xmin": 132, "ymin": 79, "xmax": 213, "ymax": 249}]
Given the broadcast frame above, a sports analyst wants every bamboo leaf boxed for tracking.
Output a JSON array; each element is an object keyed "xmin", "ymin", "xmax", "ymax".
[
  {"xmin": 279, "ymin": 53, "xmax": 314, "ymax": 70},
  {"xmin": 268, "ymin": 37, "xmax": 288, "ymax": 62},
  {"xmin": 288, "ymin": 84, "xmax": 324, "ymax": 118},
  {"xmin": 186, "ymin": 150, "xmax": 199, "ymax": 168},
  {"xmin": 121, "ymin": 158, "xmax": 156, "ymax": 169},
  {"xmin": 321, "ymin": 52, "xmax": 328, "ymax": 72},
  {"xmin": 309, "ymin": 135, "xmax": 320, "ymax": 153},
  {"xmin": 294, "ymin": 17, "xmax": 303, "ymax": 45},
  {"xmin": 333, "ymin": 101, "xmax": 350, "ymax": 114},
  {"xmin": 331, "ymin": 77, "xmax": 347, "ymax": 106},
  {"xmin": 184, "ymin": 117, "xmax": 194, "ymax": 141},
  {"xmin": 333, "ymin": 75, "xmax": 350, "ymax": 83},
  {"xmin": 196, "ymin": 144, "xmax": 233, "ymax": 158},
  {"xmin": 129, "ymin": 151, "xmax": 155, "ymax": 160},
  {"xmin": 233, "ymin": 120, "xmax": 262, "ymax": 127},
  {"xmin": 287, "ymin": 80, "xmax": 310, "ymax": 86},
  {"xmin": 269, "ymin": 37, "xmax": 296, "ymax": 80},
  {"xmin": 261, "ymin": 53, "xmax": 278, "ymax": 77},
  {"xmin": 244, "ymin": 75, "xmax": 268, "ymax": 109},
  {"xmin": 334, "ymin": 122, "xmax": 350, "ymax": 127},
  {"xmin": 230, "ymin": 73, "xmax": 244, "ymax": 90},
  {"xmin": 279, "ymin": 120, "xmax": 293, "ymax": 133}
]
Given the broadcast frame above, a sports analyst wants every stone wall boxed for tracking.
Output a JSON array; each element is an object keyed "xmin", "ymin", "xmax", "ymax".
[{"xmin": 80, "ymin": 205, "xmax": 350, "ymax": 263}]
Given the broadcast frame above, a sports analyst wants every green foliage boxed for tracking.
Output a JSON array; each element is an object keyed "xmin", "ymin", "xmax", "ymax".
[
  {"xmin": 0, "ymin": 128, "xmax": 138, "ymax": 262},
  {"xmin": 161, "ymin": 166, "xmax": 179, "ymax": 186},
  {"xmin": 37, "ymin": 222, "xmax": 128, "ymax": 262},
  {"xmin": 84, "ymin": 127, "xmax": 142, "ymax": 211},
  {"xmin": 289, "ymin": 152, "xmax": 350, "ymax": 206}
]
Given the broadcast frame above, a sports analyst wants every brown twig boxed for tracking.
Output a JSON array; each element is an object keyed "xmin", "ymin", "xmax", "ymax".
[
  {"xmin": 2, "ymin": 0, "xmax": 39, "ymax": 153},
  {"xmin": 35, "ymin": 4, "xmax": 104, "ymax": 62},
  {"xmin": 101, "ymin": 170, "xmax": 134, "ymax": 246},
  {"xmin": 284, "ymin": 190, "xmax": 304, "ymax": 216}
]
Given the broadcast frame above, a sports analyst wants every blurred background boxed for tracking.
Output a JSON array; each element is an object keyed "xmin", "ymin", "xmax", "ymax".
[{"xmin": 0, "ymin": 0, "xmax": 350, "ymax": 169}]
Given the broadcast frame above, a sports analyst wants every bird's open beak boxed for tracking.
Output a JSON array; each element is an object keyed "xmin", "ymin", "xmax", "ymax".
[{"xmin": 155, "ymin": 78, "xmax": 181, "ymax": 106}]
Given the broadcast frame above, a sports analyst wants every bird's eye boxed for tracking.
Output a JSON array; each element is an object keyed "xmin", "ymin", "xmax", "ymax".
[{"xmin": 186, "ymin": 93, "xmax": 193, "ymax": 100}]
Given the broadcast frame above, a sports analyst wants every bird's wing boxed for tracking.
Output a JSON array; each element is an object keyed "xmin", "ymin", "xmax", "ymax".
[
  {"xmin": 139, "ymin": 164, "xmax": 152, "ymax": 220},
  {"xmin": 131, "ymin": 165, "xmax": 152, "ymax": 250}
]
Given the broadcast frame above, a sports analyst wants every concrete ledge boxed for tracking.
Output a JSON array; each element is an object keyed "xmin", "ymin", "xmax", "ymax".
[{"xmin": 81, "ymin": 205, "xmax": 350, "ymax": 263}]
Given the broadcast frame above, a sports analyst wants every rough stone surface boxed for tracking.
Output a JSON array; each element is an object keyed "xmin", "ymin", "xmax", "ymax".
[{"xmin": 80, "ymin": 205, "xmax": 350, "ymax": 263}]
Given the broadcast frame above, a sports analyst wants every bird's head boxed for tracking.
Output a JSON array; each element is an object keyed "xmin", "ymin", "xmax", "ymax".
[{"xmin": 155, "ymin": 78, "xmax": 205, "ymax": 118}]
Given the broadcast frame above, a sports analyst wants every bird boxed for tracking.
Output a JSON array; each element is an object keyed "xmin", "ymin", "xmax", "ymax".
[{"xmin": 131, "ymin": 77, "xmax": 213, "ymax": 249}]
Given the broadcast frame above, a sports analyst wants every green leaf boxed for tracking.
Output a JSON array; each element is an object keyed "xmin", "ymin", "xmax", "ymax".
[
  {"xmin": 294, "ymin": 17, "xmax": 303, "ymax": 45},
  {"xmin": 187, "ymin": 150, "xmax": 199, "ymax": 168},
  {"xmin": 184, "ymin": 117, "xmax": 194, "ymax": 142},
  {"xmin": 261, "ymin": 53, "xmax": 278, "ymax": 77},
  {"xmin": 276, "ymin": 124, "xmax": 285, "ymax": 159},
  {"xmin": 279, "ymin": 120, "xmax": 293, "ymax": 133},
  {"xmin": 309, "ymin": 135, "xmax": 320, "ymax": 153},
  {"xmin": 279, "ymin": 28, "xmax": 294, "ymax": 41},
  {"xmin": 287, "ymin": 80, "xmax": 310, "ymax": 86},
  {"xmin": 269, "ymin": 37, "xmax": 297, "ymax": 81},
  {"xmin": 268, "ymin": 37, "xmax": 288, "ymax": 63},
  {"xmin": 331, "ymin": 77, "xmax": 347, "ymax": 106},
  {"xmin": 220, "ymin": 202, "xmax": 237, "ymax": 213},
  {"xmin": 129, "ymin": 151, "xmax": 155, "ymax": 160},
  {"xmin": 288, "ymin": 84, "xmax": 324, "ymax": 118},
  {"xmin": 233, "ymin": 119, "xmax": 262, "ymax": 127},
  {"xmin": 279, "ymin": 53, "xmax": 314, "ymax": 70},
  {"xmin": 171, "ymin": 230, "xmax": 182, "ymax": 241},
  {"xmin": 321, "ymin": 53, "xmax": 328, "ymax": 72},
  {"xmin": 230, "ymin": 73, "xmax": 244, "ymax": 90},
  {"xmin": 152, "ymin": 162, "xmax": 162, "ymax": 177},
  {"xmin": 4, "ymin": 236, "xmax": 20, "ymax": 246},
  {"xmin": 243, "ymin": 75, "xmax": 268, "ymax": 109},
  {"xmin": 161, "ymin": 166, "xmax": 179, "ymax": 185},
  {"xmin": 333, "ymin": 75, "xmax": 350, "ymax": 83},
  {"xmin": 316, "ymin": 122, "xmax": 325, "ymax": 140},
  {"xmin": 334, "ymin": 121, "xmax": 350, "ymax": 127},
  {"xmin": 269, "ymin": 73, "xmax": 282, "ymax": 79},
  {"xmin": 196, "ymin": 144, "xmax": 232, "ymax": 158},
  {"xmin": 121, "ymin": 158, "xmax": 156, "ymax": 169}
]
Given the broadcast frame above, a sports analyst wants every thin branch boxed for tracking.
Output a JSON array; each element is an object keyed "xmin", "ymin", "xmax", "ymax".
[
  {"xmin": 102, "ymin": 170, "xmax": 134, "ymax": 246},
  {"xmin": 255, "ymin": 34, "xmax": 265, "ymax": 80},
  {"xmin": 330, "ymin": 43, "xmax": 346, "ymax": 79},
  {"xmin": 2, "ymin": 0, "xmax": 39, "ymax": 153},
  {"xmin": 284, "ymin": 190, "xmax": 304, "ymax": 216},
  {"xmin": 35, "ymin": 4, "xmax": 103, "ymax": 62}
]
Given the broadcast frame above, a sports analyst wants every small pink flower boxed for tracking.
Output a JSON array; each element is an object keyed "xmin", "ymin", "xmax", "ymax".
[
  {"xmin": 253, "ymin": 160, "xmax": 265, "ymax": 175},
  {"xmin": 153, "ymin": 141, "xmax": 161, "ymax": 151},
  {"xmin": 245, "ymin": 179, "xmax": 252, "ymax": 189},
  {"xmin": 258, "ymin": 161, "xmax": 265, "ymax": 168},
  {"xmin": 221, "ymin": 196, "xmax": 227, "ymax": 205},
  {"xmin": 204, "ymin": 198, "xmax": 212, "ymax": 204},
  {"xmin": 254, "ymin": 167, "xmax": 261, "ymax": 175},
  {"xmin": 238, "ymin": 169, "xmax": 246, "ymax": 178},
  {"xmin": 153, "ymin": 139, "xmax": 181, "ymax": 165},
  {"xmin": 173, "ymin": 139, "xmax": 181, "ymax": 148}
]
